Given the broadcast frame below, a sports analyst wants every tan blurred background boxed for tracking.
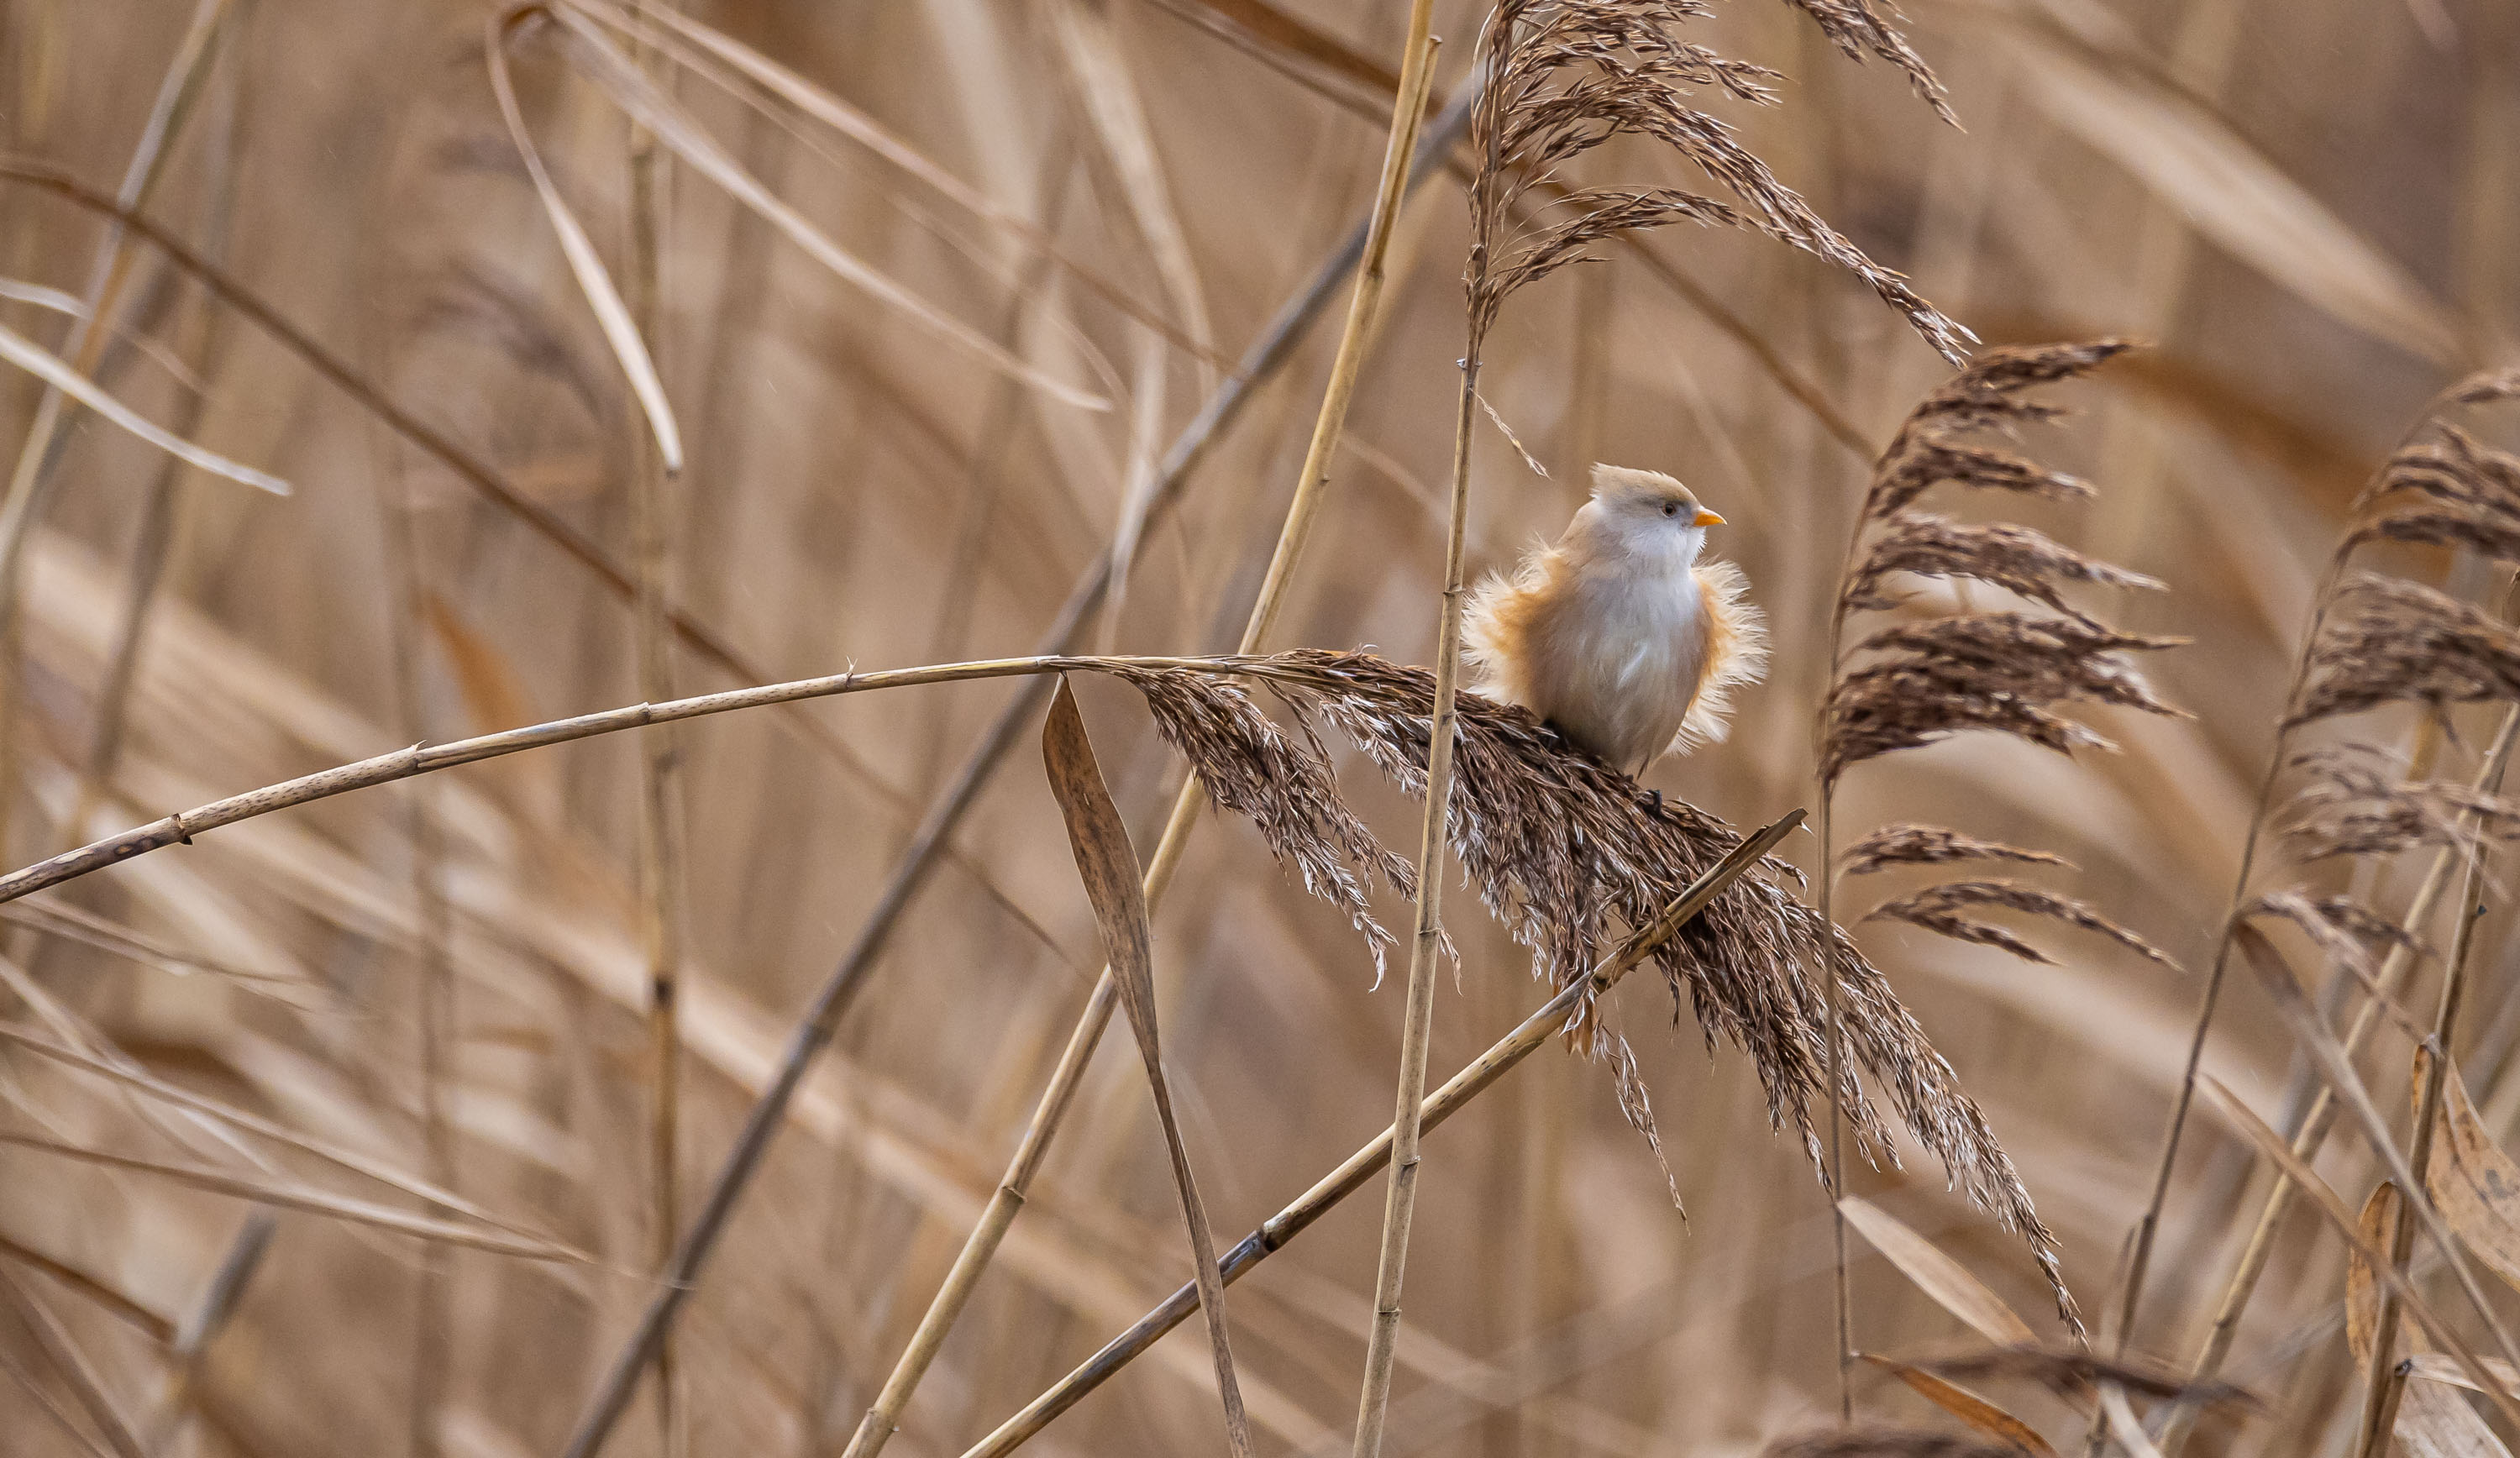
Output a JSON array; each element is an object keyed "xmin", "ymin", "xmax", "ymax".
[{"xmin": 0, "ymin": 2, "xmax": 2513, "ymax": 1455}]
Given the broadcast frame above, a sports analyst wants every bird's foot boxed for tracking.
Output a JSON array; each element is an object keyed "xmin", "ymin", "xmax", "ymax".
[{"xmin": 1646, "ymin": 789, "xmax": 1665, "ymax": 817}]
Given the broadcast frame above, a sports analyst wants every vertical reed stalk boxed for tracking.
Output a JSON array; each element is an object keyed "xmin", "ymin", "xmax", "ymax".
[
  {"xmin": 624, "ymin": 7, "xmax": 687, "ymax": 1452},
  {"xmin": 837, "ymin": 25, "xmax": 1438, "ymax": 1458},
  {"xmin": 1350, "ymin": 333, "xmax": 1474, "ymax": 1458}
]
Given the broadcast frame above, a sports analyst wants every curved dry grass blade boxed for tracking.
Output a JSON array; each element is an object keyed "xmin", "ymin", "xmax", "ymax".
[
  {"xmin": 2097, "ymin": 1384, "xmax": 2164, "ymax": 1458},
  {"xmin": 0, "ymin": 1234, "xmax": 172, "ymax": 1344},
  {"xmin": 1838, "ymin": 1197, "xmax": 2036, "ymax": 1346},
  {"xmin": 2192, "ymin": 1075, "xmax": 2520, "ymax": 1432},
  {"xmin": 528, "ymin": 3, "xmax": 1110, "ymax": 412},
  {"xmin": 0, "ymin": 1130, "xmax": 581, "ymax": 1260},
  {"xmin": 0, "ymin": 1023, "xmax": 572, "ymax": 1246},
  {"xmin": 2427, "ymin": 1062, "xmax": 2520, "ymax": 1293},
  {"xmin": 0, "ymin": 1271, "xmax": 143, "ymax": 1458},
  {"xmin": 482, "ymin": 8, "xmax": 683, "ymax": 474},
  {"xmin": 2347, "ymin": 1181, "xmax": 2405, "ymax": 1365},
  {"xmin": 1859, "ymin": 1355, "xmax": 2057, "ymax": 1457},
  {"xmin": 1904, "ymin": 1348, "xmax": 2250, "ymax": 1408},
  {"xmin": 0, "ymin": 321, "xmax": 286, "ymax": 494},
  {"xmin": 1040, "ymin": 680, "xmax": 1252, "ymax": 1458},
  {"xmin": 2397, "ymin": 1378, "xmax": 2512, "ymax": 1458}
]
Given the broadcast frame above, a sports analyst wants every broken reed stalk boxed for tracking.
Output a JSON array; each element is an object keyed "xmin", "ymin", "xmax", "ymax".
[
  {"xmin": 2353, "ymin": 814, "xmax": 2498, "ymax": 1458},
  {"xmin": 2112, "ymin": 375, "xmax": 2509, "ymax": 1356},
  {"xmin": 833, "ymin": 20, "xmax": 1441, "ymax": 1458},
  {"xmin": 960, "ymin": 812, "xmax": 1803, "ymax": 1458},
  {"xmin": 0, "ymin": 0, "xmax": 230, "ymax": 860},
  {"xmin": 622, "ymin": 8, "xmax": 690, "ymax": 1452},
  {"xmin": 555, "ymin": 90, "xmax": 1478, "ymax": 1456}
]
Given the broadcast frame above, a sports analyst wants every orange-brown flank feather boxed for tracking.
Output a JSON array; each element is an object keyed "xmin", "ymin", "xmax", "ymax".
[{"xmin": 1465, "ymin": 465, "xmax": 1767, "ymax": 774}]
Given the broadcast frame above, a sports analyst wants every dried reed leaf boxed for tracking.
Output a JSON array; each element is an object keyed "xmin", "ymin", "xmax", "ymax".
[
  {"xmin": 2425, "ymin": 1057, "xmax": 2520, "ymax": 1296},
  {"xmin": 0, "ymin": 320, "xmax": 287, "ymax": 495},
  {"xmin": 2398, "ymin": 1378, "xmax": 2512, "ymax": 1458},
  {"xmin": 1762, "ymin": 1428, "xmax": 2024, "ymax": 1458},
  {"xmin": 2282, "ymin": 746, "xmax": 2520, "ymax": 861},
  {"xmin": 1840, "ymin": 826, "xmax": 2070, "ymax": 878},
  {"xmin": 0, "ymin": 1024, "xmax": 564, "ymax": 1245},
  {"xmin": 2405, "ymin": 1354, "xmax": 2520, "ymax": 1399},
  {"xmin": 481, "ymin": 10, "xmax": 683, "ymax": 473},
  {"xmin": 2347, "ymin": 1180, "xmax": 2407, "ymax": 1366},
  {"xmin": 1040, "ymin": 681, "xmax": 1253, "ymax": 1458},
  {"xmin": 1863, "ymin": 880, "xmax": 2176, "ymax": 968},
  {"xmin": 1905, "ymin": 1347, "xmax": 2252, "ymax": 1408},
  {"xmin": 2292, "ymin": 574, "xmax": 2520, "ymax": 726},
  {"xmin": 0, "ymin": 1130, "xmax": 582, "ymax": 1261},
  {"xmin": 1838, "ymin": 1197, "xmax": 2036, "ymax": 1346},
  {"xmin": 1859, "ymin": 1356, "xmax": 2056, "ymax": 1458}
]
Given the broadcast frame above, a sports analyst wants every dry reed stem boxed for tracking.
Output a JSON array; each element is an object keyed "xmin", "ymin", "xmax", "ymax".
[
  {"xmin": 0, "ymin": 1268, "xmax": 144, "ymax": 1458},
  {"xmin": 0, "ymin": 1234, "xmax": 172, "ymax": 1345},
  {"xmin": 139, "ymin": 1209, "xmax": 273, "ymax": 1457},
  {"xmin": 621, "ymin": 8, "xmax": 689, "ymax": 1448},
  {"xmin": 833, "ymin": 22, "xmax": 1441, "ymax": 1458},
  {"xmin": 555, "ymin": 87, "xmax": 1477, "ymax": 1456},
  {"xmin": 958, "ymin": 812, "xmax": 1801, "ymax": 1458}
]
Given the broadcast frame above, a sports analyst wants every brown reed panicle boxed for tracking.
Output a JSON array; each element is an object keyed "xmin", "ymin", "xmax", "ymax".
[
  {"xmin": 1092, "ymin": 652, "xmax": 2056, "ymax": 1281},
  {"xmin": 2280, "ymin": 745, "xmax": 2520, "ymax": 862},
  {"xmin": 2289, "ymin": 574, "xmax": 2520, "ymax": 726},
  {"xmin": 1839, "ymin": 825, "xmax": 2069, "ymax": 878},
  {"xmin": 1824, "ymin": 344, "xmax": 2181, "ymax": 976},
  {"xmin": 1461, "ymin": 0, "xmax": 1968, "ymax": 363}
]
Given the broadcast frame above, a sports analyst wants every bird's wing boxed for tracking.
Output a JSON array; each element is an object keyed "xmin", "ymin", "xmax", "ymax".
[{"xmin": 1673, "ymin": 559, "xmax": 1771, "ymax": 750}]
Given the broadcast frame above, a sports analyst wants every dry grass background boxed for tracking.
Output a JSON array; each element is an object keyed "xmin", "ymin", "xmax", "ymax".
[{"xmin": 2, "ymin": 1, "xmax": 2517, "ymax": 1456}]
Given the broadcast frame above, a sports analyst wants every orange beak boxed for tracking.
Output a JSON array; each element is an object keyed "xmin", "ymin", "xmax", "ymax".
[{"xmin": 1692, "ymin": 507, "xmax": 1726, "ymax": 527}]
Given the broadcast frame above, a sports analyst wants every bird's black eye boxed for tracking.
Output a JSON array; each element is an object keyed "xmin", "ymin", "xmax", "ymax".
[{"xmin": 1661, "ymin": 501, "xmax": 1678, "ymax": 517}]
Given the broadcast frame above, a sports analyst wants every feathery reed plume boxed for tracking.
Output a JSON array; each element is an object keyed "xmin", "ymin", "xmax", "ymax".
[
  {"xmin": 1091, "ymin": 653, "xmax": 2055, "ymax": 1272},
  {"xmin": 2280, "ymin": 746, "xmax": 2520, "ymax": 861},
  {"xmin": 1817, "ymin": 343, "xmax": 2170, "ymax": 1369},
  {"xmin": 1840, "ymin": 825, "xmax": 2069, "ymax": 878}
]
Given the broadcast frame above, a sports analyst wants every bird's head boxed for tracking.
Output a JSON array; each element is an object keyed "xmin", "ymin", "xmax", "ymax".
[{"xmin": 1578, "ymin": 464, "xmax": 1726, "ymax": 569}]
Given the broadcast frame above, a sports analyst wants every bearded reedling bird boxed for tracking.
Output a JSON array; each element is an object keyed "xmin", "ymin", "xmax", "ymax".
[{"xmin": 1464, "ymin": 464, "xmax": 1768, "ymax": 777}]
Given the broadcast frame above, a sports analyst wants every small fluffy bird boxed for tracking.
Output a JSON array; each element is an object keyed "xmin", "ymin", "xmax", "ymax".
[{"xmin": 1465, "ymin": 464, "xmax": 1767, "ymax": 776}]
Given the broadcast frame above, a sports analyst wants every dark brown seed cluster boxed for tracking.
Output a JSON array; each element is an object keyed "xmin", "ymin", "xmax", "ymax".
[
  {"xmin": 2290, "ymin": 574, "xmax": 2520, "ymax": 727},
  {"xmin": 1464, "ymin": 0, "xmax": 1966, "ymax": 361},
  {"xmin": 1084, "ymin": 650, "xmax": 2059, "ymax": 1313},
  {"xmin": 1824, "ymin": 344, "xmax": 2177, "ymax": 1000},
  {"xmin": 2281, "ymin": 746, "xmax": 2520, "ymax": 862}
]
